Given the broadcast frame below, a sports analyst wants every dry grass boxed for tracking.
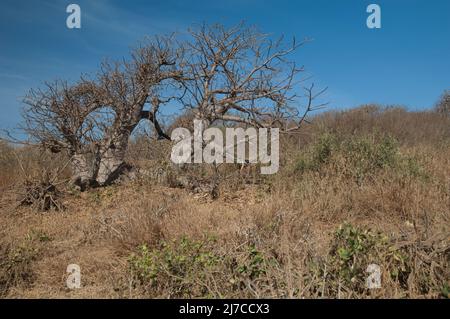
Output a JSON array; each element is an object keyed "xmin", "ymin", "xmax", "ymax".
[{"xmin": 0, "ymin": 105, "xmax": 449, "ymax": 298}]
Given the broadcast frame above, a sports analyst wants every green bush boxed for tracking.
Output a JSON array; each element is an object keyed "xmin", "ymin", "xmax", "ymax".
[
  {"xmin": 237, "ymin": 244, "xmax": 269, "ymax": 280},
  {"xmin": 331, "ymin": 224, "xmax": 409, "ymax": 285},
  {"xmin": 294, "ymin": 133, "xmax": 337, "ymax": 173},
  {"xmin": 308, "ymin": 224, "xmax": 410, "ymax": 297},
  {"xmin": 129, "ymin": 236, "xmax": 220, "ymax": 297},
  {"xmin": 129, "ymin": 237, "xmax": 277, "ymax": 298},
  {"xmin": 294, "ymin": 133, "xmax": 425, "ymax": 183},
  {"xmin": 341, "ymin": 135, "xmax": 398, "ymax": 182},
  {"xmin": 0, "ymin": 241, "xmax": 39, "ymax": 296}
]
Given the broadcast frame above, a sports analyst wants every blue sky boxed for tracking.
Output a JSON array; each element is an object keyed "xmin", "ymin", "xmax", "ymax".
[{"xmin": 0, "ymin": 0, "xmax": 449, "ymax": 130}]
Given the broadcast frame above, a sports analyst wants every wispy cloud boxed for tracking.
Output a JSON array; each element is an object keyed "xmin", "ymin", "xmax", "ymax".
[{"xmin": 0, "ymin": 73, "xmax": 30, "ymax": 81}]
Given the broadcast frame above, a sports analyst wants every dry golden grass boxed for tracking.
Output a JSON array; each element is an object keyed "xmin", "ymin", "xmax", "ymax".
[{"xmin": 0, "ymin": 105, "xmax": 449, "ymax": 298}]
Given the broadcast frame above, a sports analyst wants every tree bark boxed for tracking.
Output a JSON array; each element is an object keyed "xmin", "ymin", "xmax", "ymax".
[
  {"xmin": 69, "ymin": 129, "xmax": 131, "ymax": 190},
  {"xmin": 70, "ymin": 153, "xmax": 92, "ymax": 191},
  {"xmin": 95, "ymin": 130, "xmax": 131, "ymax": 186}
]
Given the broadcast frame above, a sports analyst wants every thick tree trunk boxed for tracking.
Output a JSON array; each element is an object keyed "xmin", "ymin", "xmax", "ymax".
[
  {"xmin": 95, "ymin": 148, "xmax": 127, "ymax": 186},
  {"xmin": 70, "ymin": 153, "xmax": 93, "ymax": 191},
  {"xmin": 69, "ymin": 131, "xmax": 131, "ymax": 190},
  {"xmin": 95, "ymin": 129, "xmax": 131, "ymax": 186},
  {"xmin": 69, "ymin": 108, "xmax": 151, "ymax": 190}
]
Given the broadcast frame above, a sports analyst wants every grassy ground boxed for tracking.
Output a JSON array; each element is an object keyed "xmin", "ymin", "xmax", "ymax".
[{"xmin": 0, "ymin": 105, "xmax": 449, "ymax": 298}]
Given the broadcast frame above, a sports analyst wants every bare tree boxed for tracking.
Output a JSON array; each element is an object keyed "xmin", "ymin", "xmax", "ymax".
[
  {"xmin": 20, "ymin": 36, "xmax": 182, "ymax": 190},
  {"xmin": 164, "ymin": 23, "xmax": 326, "ymax": 195},
  {"xmin": 176, "ymin": 23, "xmax": 326, "ymax": 131}
]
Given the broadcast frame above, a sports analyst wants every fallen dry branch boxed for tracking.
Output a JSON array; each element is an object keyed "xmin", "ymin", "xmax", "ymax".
[{"xmin": 18, "ymin": 179, "xmax": 65, "ymax": 212}]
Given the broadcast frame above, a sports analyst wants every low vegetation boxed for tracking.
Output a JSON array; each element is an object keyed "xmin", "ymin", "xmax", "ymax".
[{"xmin": 0, "ymin": 105, "xmax": 449, "ymax": 298}]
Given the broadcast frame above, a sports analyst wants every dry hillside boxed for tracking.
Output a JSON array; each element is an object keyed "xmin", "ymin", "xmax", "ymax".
[{"xmin": 0, "ymin": 105, "xmax": 449, "ymax": 298}]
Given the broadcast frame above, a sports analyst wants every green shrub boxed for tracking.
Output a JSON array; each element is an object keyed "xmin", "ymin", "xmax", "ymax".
[
  {"xmin": 129, "ymin": 237, "xmax": 277, "ymax": 298},
  {"xmin": 293, "ymin": 133, "xmax": 426, "ymax": 183},
  {"xmin": 341, "ymin": 135, "xmax": 398, "ymax": 182},
  {"xmin": 0, "ymin": 241, "xmax": 39, "ymax": 296},
  {"xmin": 129, "ymin": 236, "xmax": 221, "ymax": 297},
  {"xmin": 237, "ymin": 244, "xmax": 269, "ymax": 280},
  {"xmin": 294, "ymin": 133, "xmax": 337, "ymax": 173},
  {"xmin": 308, "ymin": 224, "xmax": 410, "ymax": 297},
  {"xmin": 331, "ymin": 224, "xmax": 409, "ymax": 285}
]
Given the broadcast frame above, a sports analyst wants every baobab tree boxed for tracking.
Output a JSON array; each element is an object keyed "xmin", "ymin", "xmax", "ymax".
[
  {"xmin": 176, "ymin": 23, "xmax": 325, "ymax": 132},
  {"xmin": 20, "ymin": 36, "xmax": 182, "ymax": 190},
  {"xmin": 169, "ymin": 23, "xmax": 325, "ymax": 185},
  {"xmin": 16, "ymin": 23, "xmax": 323, "ymax": 190}
]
